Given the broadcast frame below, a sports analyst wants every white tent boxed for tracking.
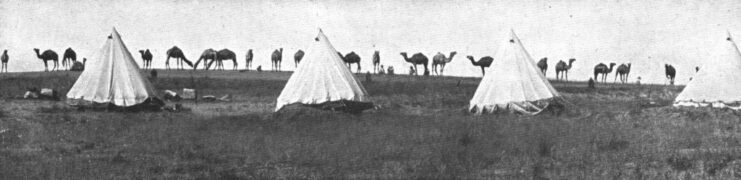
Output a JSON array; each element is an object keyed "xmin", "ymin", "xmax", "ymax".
[
  {"xmin": 674, "ymin": 33, "xmax": 741, "ymax": 110},
  {"xmin": 67, "ymin": 28, "xmax": 159, "ymax": 107},
  {"xmin": 275, "ymin": 29, "xmax": 370, "ymax": 112},
  {"xmin": 469, "ymin": 30, "xmax": 561, "ymax": 115}
]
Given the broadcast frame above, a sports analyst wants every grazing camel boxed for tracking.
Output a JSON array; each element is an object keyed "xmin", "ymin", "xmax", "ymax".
[
  {"xmin": 466, "ymin": 55, "xmax": 493, "ymax": 76},
  {"xmin": 211, "ymin": 49, "xmax": 237, "ymax": 70},
  {"xmin": 372, "ymin": 51, "xmax": 380, "ymax": 73},
  {"xmin": 245, "ymin": 49, "xmax": 254, "ymax": 70},
  {"xmin": 33, "ymin": 48, "xmax": 58, "ymax": 71},
  {"xmin": 62, "ymin": 48, "xmax": 76, "ymax": 70},
  {"xmin": 593, "ymin": 62, "xmax": 616, "ymax": 83},
  {"xmin": 1, "ymin": 50, "xmax": 8, "ymax": 73},
  {"xmin": 665, "ymin": 64, "xmax": 676, "ymax": 85},
  {"xmin": 400, "ymin": 52, "xmax": 428, "ymax": 76},
  {"xmin": 294, "ymin": 50, "xmax": 304, "ymax": 67},
  {"xmin": 614, "ymin": 63, "xmax": 631, "ymax": 83},
  {"xmin": 271, "ymin": 48, "xmax": 283, "ymax": 71},
  {"xmin": 165, "ymin": 46, "xmax": 193, "ymax": 70},
  {"xmin": 555, "ymin": 58, "xmax": 576, "ymax": 81},
  {"xmin": 193, "ymin": 48, "xmax": 217, "ymax": 70},
  {"xmin": 138, "ymin": 49, "xmax": 153, "ymax": 69},
  {"xmin": 338, "ymin": 51, "xmax": 361, "ymax": 72},
  {"xmin": 537, "ymin": 57, "xmax": 548, "ymax": 75},
  {"xmin": 432, "ymin": 51, "xmax": 457, "ymax": 76}
]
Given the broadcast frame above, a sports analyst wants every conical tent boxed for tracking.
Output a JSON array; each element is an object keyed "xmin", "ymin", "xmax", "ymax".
[
  {"xmin": 469, "ymin": 30, "xmax": 561, "ymax": 115},
  {"xmin": 275, "ymin": 29, "xmax": 370, "ymax": 112},
  {"xmin": 67, "ymin": 28, "xmax": 159, "ymax": 107},
  {"xmin": 674, "ymin": 33, "xmax": 741, "ymax": 110}
]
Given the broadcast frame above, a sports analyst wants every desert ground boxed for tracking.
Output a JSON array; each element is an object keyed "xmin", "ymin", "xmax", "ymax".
[{"xmin": 1, "ymin": 70, "xmax": 741, "ymax": 179}]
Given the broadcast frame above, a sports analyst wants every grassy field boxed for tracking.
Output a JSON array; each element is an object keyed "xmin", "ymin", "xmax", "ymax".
[{"xmin": 2, "ymin": 70, "xmax": 741, "ymax": 179}]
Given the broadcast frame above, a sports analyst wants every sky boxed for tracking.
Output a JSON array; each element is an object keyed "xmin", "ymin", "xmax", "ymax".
[{"xmin": 1, "ymin": 0, "xmax": 739, "ymax": 84}]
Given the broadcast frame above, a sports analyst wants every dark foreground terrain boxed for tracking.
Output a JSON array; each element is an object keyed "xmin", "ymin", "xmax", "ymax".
[{"xmin": 1, "ymin": 70, "xmax": 741, "ymax": 179}]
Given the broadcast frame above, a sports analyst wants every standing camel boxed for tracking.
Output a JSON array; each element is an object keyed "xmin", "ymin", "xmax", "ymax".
[
  {"xmin": 138, "ymin": 49, "xmax": 153, "ymax": 69},
  {"xmin": 372, "ymin": 51, "xmax": 380, "ymax": 73},
  {"xmin": 338, "ymin": 51, "xmax": 361, "ymax": 73},
  {"xmin": 1, "ymin": 50, "xmax": 8, "ymax": 73},
  {"xmin": 165, "ymin": 46, "xmax": 193, "ymax": 70},
  {"xmin": 614, "ymin": 63, "xmax": 631, "ymax": 83},
  {"xmin": 193, "ymin": 48, "xmax": 217, "ymax": 70},
  {"xmin": 537, "ymin": 57, "xmax": 548, "ymax": 75},
  {"xmin": 665, "ymin": 64, "xmax": 676, "ymax": 85},
  {"xmin": 294, "ymin": 50, "xmax": 305, "ymax": 67},
  {"xmin": 211, "ymin": 49, "xmax": 237, "ymax": 70},
  {"xmin": 432, "ymin": 51, "xmax": 457, "ymax": 76},
  {"xmin": 593, "ymin": 62, "xmax": 616, "ymax": 83},
  {"xmin": 271, "ymin": 48, "xmax": 283, "ymax": 71},
  {"xmin": 466, "ymin": 55, "xmax": 493, "ymax": 76},
  {"xmin": 33, "ymin": 48, "xmax": 58, "ymax": 72},
  {"xmin": 555, "ymin": 58, "xmax": 576, "ymax": 81},
  {"xmin": 245, "ymin": 49, "xmax": 254, "ymax": 70},
  {"xmin": 62, "ymin": 48, "xmax": 76, "ymax": 70},
  {"xmin": 400, "ymin": 52, "xmax": 428, "ymax": 76}
]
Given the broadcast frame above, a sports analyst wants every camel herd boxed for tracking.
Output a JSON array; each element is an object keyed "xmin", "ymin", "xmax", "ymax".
[{"xmin": 0, "ymin": 47, "xmax": 689, "ymax": 85}]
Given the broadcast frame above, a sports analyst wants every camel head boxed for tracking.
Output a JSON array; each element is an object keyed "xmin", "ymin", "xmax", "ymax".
[
  {"xmin": 279, "ymin": 48, "xmax": 283, "ymax": 53},
  {"xmin": 568, "ymin": 58, "xmax": 576, "ymax": 63},
  {"xmin": 449, "ymin": 51, "xmax": 457, "ymax": 59},
  {"xmin": 3, "ymin": 49, "xmax": 7, "ymax": 53},
  {"xmin": 400, "ymin": 52, "xmax": 409, "ymax": 61},
  {"xmin": 466, "ymin": 55, "xmax": 475, "ymax": 62},
  {"xmin": 33, "ymin": 48, "xmax": 40, "ymax": 53},
  {"xmin": 626, "ymin": 63, "xmax": 631, "ymax": 68},
  {"xmin": 609, "ymin": 63, "xmax": 616, "ymax": 67},
  {"xmin": 139, "ymin": 50, "xmax": 145, "ymax": 54}
]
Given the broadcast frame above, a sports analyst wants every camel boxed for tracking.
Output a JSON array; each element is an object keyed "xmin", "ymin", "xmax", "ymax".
[
  {"xmin": 466, "ymin": 55, "xmax": 493, "ymax": 76},
  {"xmin": 1, "ymin": 50, "xmax": 8, "ymax": 73},
  {"xmin": 695, "ymin": 66, "xmax": 699, "ymax": 72},
  {"xmin": 271, "ymin": 48, "xmax": 283, "ymax": 71},
  {"xmin": 432, "ymin": 51, "xmax": 457, "ymax": 76},
  {"xmin": 193, "ymin": 48, "xmax": 217, "ymax": 70},
  {"xmin": 400, "ymin": 52, "xmax": 428, "ymax": 76},
  {"xmin": 593, "ymin": 62, "xmax": 616, "ymax": 83},
  {"xmin": 245, "ymin": 49, "xmax": 253, "ymax": 70},
  {"xmin": 211, "ymin": 49, "xmax": 237, "ymax": 70},
  {"xmin": 555, "ymin": 58, "xmax": 576, "ymax": 81},
  {"xmin": 138, "ymin": 49, "xmax": 153, "ymax": 69},
  {"xmin": 33, "ymin": 48, "xmax": 58, "ymax": 72},
  {"xmin": 294, "ymin": 50, "xmax": 304, "ymax": 67},
  {"xmin": 338, "ymin": 51, "xmax": 361, "ymax": 72},
  {"xmin": 62, "ymin": 48, "xmax": 76, "ymax": 70},
  {"xmin": 665, "ymin": 64, "xmax": 676, "ymax": 85},
  {"xmin": 614, "ymin": 63, "xmax": 631, "ymax": 83},
  {"xmin": 165, "ymin": 46, "xmax": 193, "ymax": 70},
  {"xmin": 537, "ymin": 57, "xmax": 548, "ymax": 75},
  {"xmin": 372, "ymin": 51, "xmax": 380, "ymax": 73}
]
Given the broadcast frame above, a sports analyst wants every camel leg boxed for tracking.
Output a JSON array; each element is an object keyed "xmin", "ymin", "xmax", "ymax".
[
  {"xmin": 165, "ymin": 57, "xmax": 171, "ymax": 70},
  {"xmin": 565, "ymin": 71, "xmax": 569, "ymax": 81},
  {"xmin": 480, "ymin": 67, "xmax": 485, "ymax": 76},
  {"xmin": 614, "ymin": 73, "xmax": 618, "ymax": 83}
]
